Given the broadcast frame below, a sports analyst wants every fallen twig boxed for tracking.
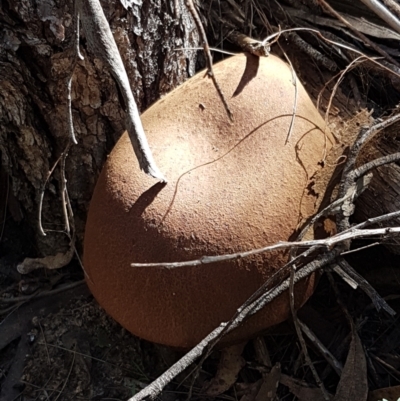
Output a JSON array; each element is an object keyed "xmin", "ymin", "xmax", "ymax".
[
  {"xmin": 131, "ymin": 225, "xmax": 400, "ymax": 269},
  {"xmin": 317, "ymin": 0, "xmax": 400, "ymax": 68},
  {"xmin": 185, "ymin": 0, "xmax": 234, "ymax": 121},
  {"xmin": 129, "ymin": 249, "xmax": 341, "ymax": 401},
  {"xmin": 289, "ymin": 266, "xmax": 330, "ymax": 400}
]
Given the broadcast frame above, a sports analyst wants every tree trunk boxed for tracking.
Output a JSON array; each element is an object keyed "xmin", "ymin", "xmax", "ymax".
[{"xmin": 0, "ymin": 0, "xmax": 198, "ymax": 260}]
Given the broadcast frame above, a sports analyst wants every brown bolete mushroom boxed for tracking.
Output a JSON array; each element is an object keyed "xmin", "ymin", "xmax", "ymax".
[{"xmin": 84, "ymin": 54, "xmax": 334, "ymax": 349}]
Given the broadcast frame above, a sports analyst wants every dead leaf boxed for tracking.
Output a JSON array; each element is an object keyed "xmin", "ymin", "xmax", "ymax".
[
  {"xmin": 205, "ymin": 342, "xmax": 246, "ymax": 396},
  {"xmin": 255, "ymin": 364, "xmax": 281, "ymax": 401},
  {"xmin": 368, "ymin": 385, "xmax": 400, "ymax": 401},
  {"xmin": 238, "ymin": 380, "xmax": 263, "ymax": 401},
  {"xmin": 333, "ymin": 326, "xmax": 368, "ymax": 401},
  {"xmin": 280, "ymin": 374, "xmax": 331, "ymax": 401}
]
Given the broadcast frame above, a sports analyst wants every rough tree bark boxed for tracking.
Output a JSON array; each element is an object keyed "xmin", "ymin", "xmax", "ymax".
[{"xmin": 0, "ymin": 0, "xmax": 198, "ymax": 260}]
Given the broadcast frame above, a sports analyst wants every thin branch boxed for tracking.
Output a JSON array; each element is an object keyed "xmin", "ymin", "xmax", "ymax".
[
  {"xmin": 353, "ymin": 152, "xmax": 400, "ymax": 180},
  {"xmin": 185, "ymin": 0, "xmax": 233, "ymax": 121},
  {"xmin": 129, "ymin": 249, "xmax": 341, "ymax": 401},
  {"xmin": 340, "ymin": 242, "xmax": 380, "ymax": 255},
  {"xmin": 287, "ymin": 31, "xmax": 338, "ymax": 71},
  {"xmin": 38, "ymin": 153, "xmax": 64, "ymax": 236},
  {"xmin": 351, "ymin": 210, "xmax": 400, "ymax": 230},
  {"xmin": 290, "ymin": 266, "xmax": 330, "ymax": 400},
  {"xmin": 262, "ymin": 28, "xmax": 400, "ymax": 80},
  {"xmin": 131, "ymin": 226, "xmax": 400, "ymax": 269},
  {"xmin": 60, "ymin": 148, "xmax": 71, "ymax": 234},
  {"xmin": 298, "ymin": 319, "xmax": 343, "ymax": 376},
  {"xmin": 337, "ymin": 259, "xmax": 395, "ymax": 315},
  {"xmin": 228, "ymin": 30, "xmax": 270, "ymax": 56},
  {"xmin": 335, "ymin": 113, "xmax": 400, "ymax": 234},
  {"xmin": 317, "ymin": 0, "xmax": 400, "ymax": 68}
]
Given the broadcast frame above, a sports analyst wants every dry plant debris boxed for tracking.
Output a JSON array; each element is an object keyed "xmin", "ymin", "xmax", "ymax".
[{"xmin": 2, "ymin": 0, "xmax": 400, "ymax": 401}]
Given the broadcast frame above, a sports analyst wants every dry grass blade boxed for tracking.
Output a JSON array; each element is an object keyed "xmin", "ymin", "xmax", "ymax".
[{"xmin": 333, "ymin": 326, "xmax": 368, "ymax": 401}]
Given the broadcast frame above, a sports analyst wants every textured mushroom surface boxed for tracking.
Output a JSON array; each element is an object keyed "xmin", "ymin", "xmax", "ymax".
[{"xmin": 84, "ymin": 54, "xmax": 334, "ymax": 348}]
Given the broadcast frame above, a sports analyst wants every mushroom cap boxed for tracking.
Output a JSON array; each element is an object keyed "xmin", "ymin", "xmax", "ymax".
[{"xmin": 84, "ymin": 54, "xmax": 333, "ymax": 349}]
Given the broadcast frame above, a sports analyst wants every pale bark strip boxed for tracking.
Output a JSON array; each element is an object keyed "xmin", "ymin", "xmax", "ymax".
[{"xmin": 77, "ymin": 0, "xmax": 165, "ymax": 181}]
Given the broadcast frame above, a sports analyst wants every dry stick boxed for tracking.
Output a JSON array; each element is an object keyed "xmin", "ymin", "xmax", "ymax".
[
  {"xmin": 317, "ymin": 0, "xmax": 400, "ymax": 69},
  {"xmin": 60, "ymin": 145, "xmax": 90, "ymax": 278},
  {"xmin": 262, "ymin": 27, "xmax": 400, "ymax": 81},
  {"xmin": 327, "ymin": 211, "xmax": 400, "ymax": 316},
  {"xmin": 337, "ymin": 258, "xmax": 395, "ymax": 315},
  {"xmin": 336, "ymin": 113, "xmax": 400, "ymax": 233},
  {"xmin": 131, "ymin": 226, "xmax": 400, "ymax": 270},
  {"xmin": 353, "ymin": 152, "xmax": 400, "ymax": 180},
  {"xmin": 289, "ymin": 266, "xmax": 331, "ymax": 401},
  {"xmin": 351, "ymin": 210, "xmax": 400, "ymax": 231},
  {"xmin": 66, "ymin": 72, "xmax": 78, "ymax": 146},
  {"xmin": 287, "ymin": 31, "xmax": 338, "ymax": 72},
  {"xmin": 184, "ymin": 235, "xmax": 312, "ymax": 396},
  {"xmin": 184, "ymin": 27, "xmax": 400, "ymax": 82},
  {"xmin": 359, "ymin": 0, "xmax": 400, "ymax": 35},
  {"xmin": 372, "ymin": 355, "xmax": 400, "ymax": 381},
  {"xmin": 129, "ymin": 249, "xmax": 341, "ymax": 401},
  {"xmin": 38, "ymin": 14, "xmax": 80, "ymax": 236},
  {"xmin": 330, "ymin": 264, "xmax": 359, "ymax": 289},
  {"xmin": 185, "ymin": 0, "xmax": 234, "ymax": 121},
  {"xmin": 340, "ymin": 242, "xmax": 380, "ymax": 256},
  {"xmin": 295, "ymin": 175, "xmax": 371, "ymax": 244},
  {"xmin": 76, "ymin": 0, "xmax": 165, "ymax": 181},
  {"xmin": 38, "ymin": 153, "xmax": 64, "ymax": 236},
  {"xmin": 335, "ymin": 150, "xmax": 400, "ymax": 242},
  {"xmin": 298, "ymin": 319, "xmax": 343, "ymax": 376},
  {"xmin": 60, "ymin": 149, "xmax": 71, "ymax": 234},
  {"xmin": 181, "ymin": 243, "xmax": 324, "ymax": 398},
  {"xmin": 227, "ymin": 30, "xmax": 271, "ymax": 57}
]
